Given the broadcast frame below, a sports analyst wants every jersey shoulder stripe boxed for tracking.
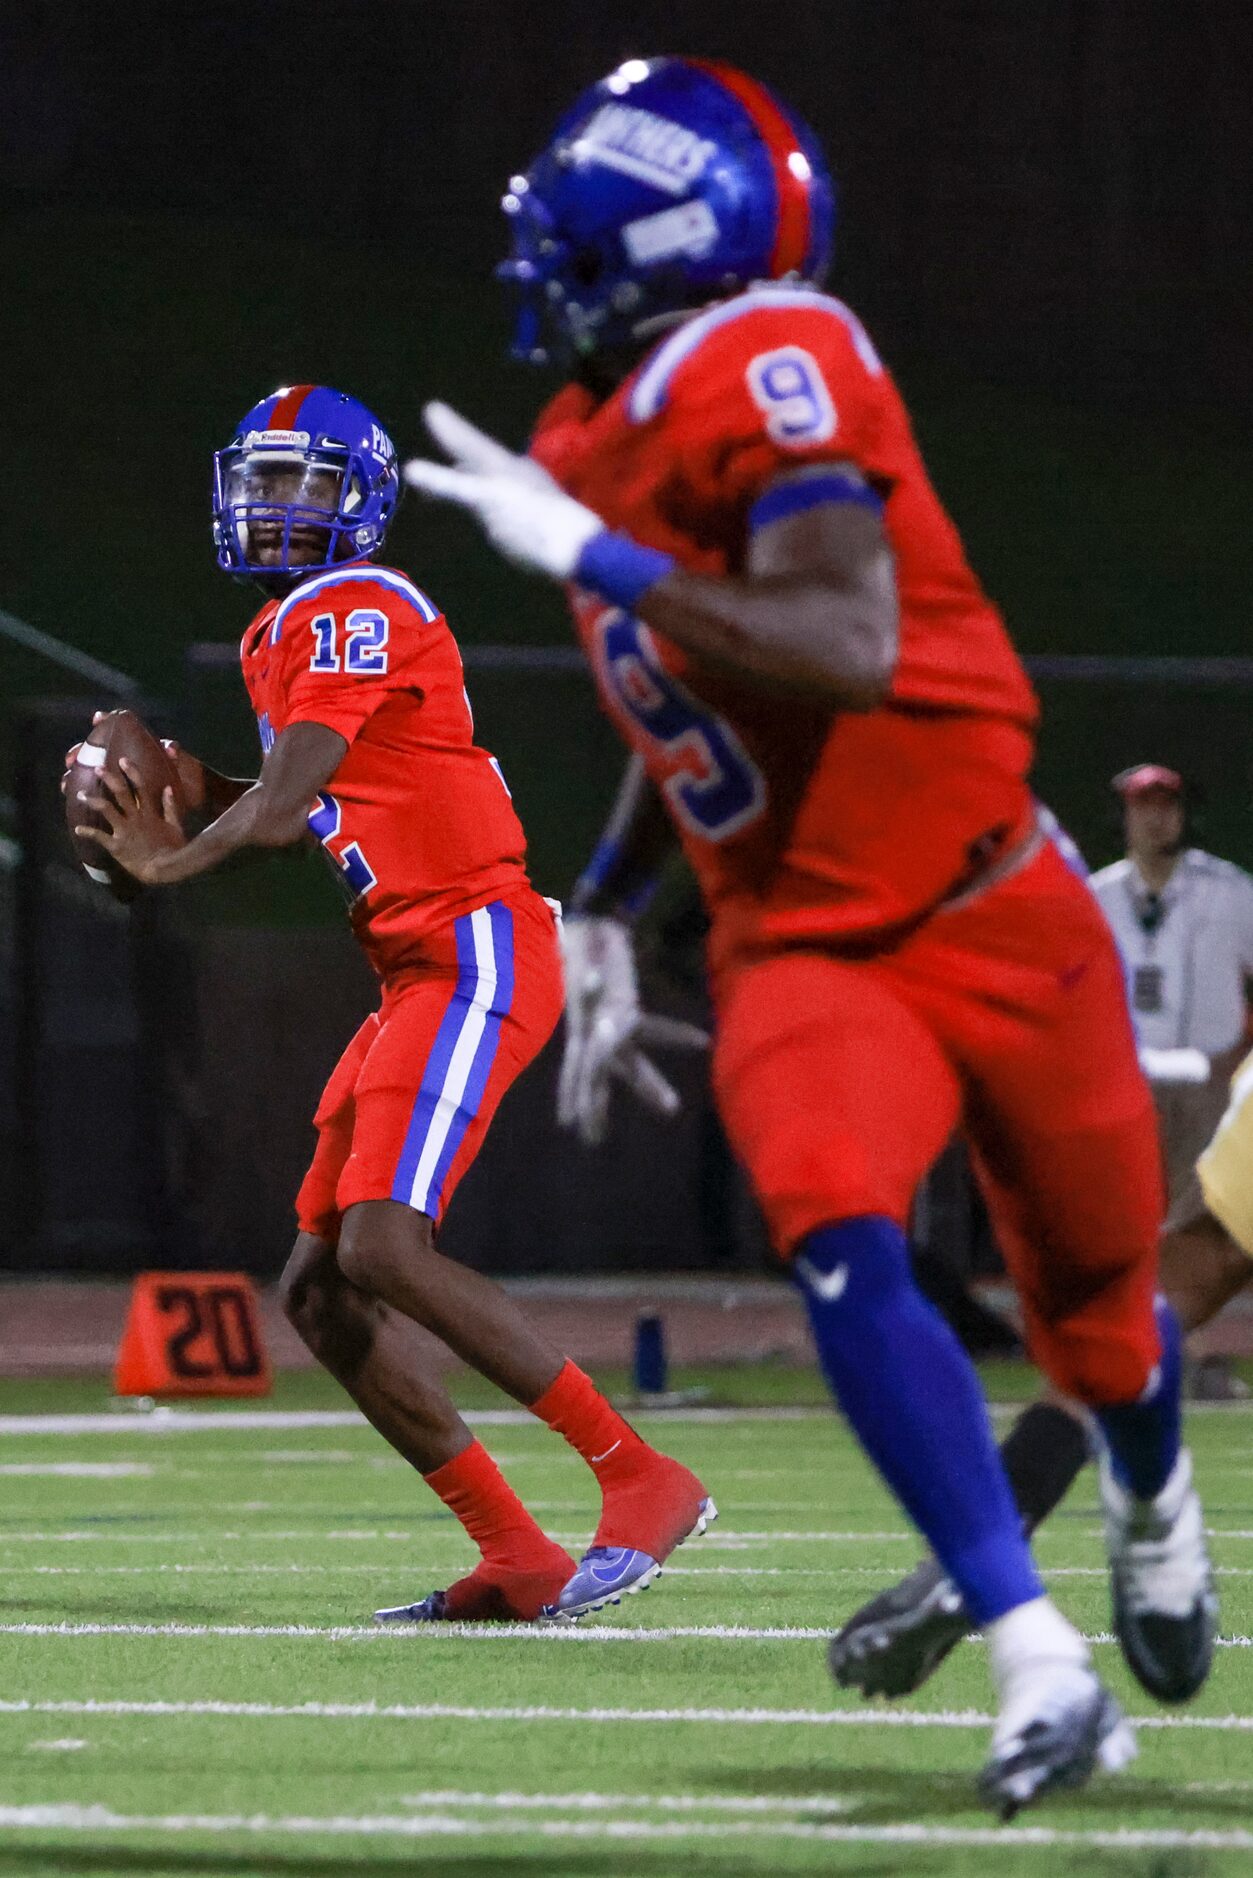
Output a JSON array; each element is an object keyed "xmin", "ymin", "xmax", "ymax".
[
  {"xmin": 628, "ymin": 287, "xmax": 884, "ymax": 424},
  {"xmin": 270, "ymin": 566, "xmax": 440, "ymax": 643}
]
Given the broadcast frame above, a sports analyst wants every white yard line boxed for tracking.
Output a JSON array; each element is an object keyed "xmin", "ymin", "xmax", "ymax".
[
  {"xmin": 5, "ymin": 1524, "xmax": 1253, "ymax": 1553},
  {"xmin": 0, "ymin": 1695, "xmax": 1249, "ymax": 1734},
  {"xmin": 398, "ymin": 1788, "xmax": 857, "ymax": 1816},
  {"xmin": 1, "ymin": 1618, "xmax": 1252, "ymax": 1648},
  {"xmin": 6, "ymin": 1560, "xmax": 1253, "ymax": 1580},
  {"xmin": 0, "ymin": 1801, "xmax": 1248, "ymax": 1850}
]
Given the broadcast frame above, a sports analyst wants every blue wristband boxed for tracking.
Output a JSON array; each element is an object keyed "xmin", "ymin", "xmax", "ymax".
[{"xmin": 574, "ymin": 530, "xmax": 675, "ymax": 611}]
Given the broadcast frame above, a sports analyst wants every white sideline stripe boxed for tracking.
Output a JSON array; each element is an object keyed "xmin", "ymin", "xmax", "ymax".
[
  {"xmin": 0, "ymin": 1463, "xmax": 152, "ymax": 1478},
  {"xmin": 0, "ymin": 1802, "xmax": 1249, "ymax": 1850},
  {"xmin": 8, "ymin": 1560, "xmax": 1253, "ymax": 1581},
  {"xmin": 0, "ymin": 1411, "xmax": 372, "ymax": 1436},
  {"xmin": 0, "ymin": 1405, "xmax": 821, "ymax": 1437},
  {"xmin": 2, "ymin": 1618, "xmax": 1252, "ymax": 1648},
  {"xmin": 0, "ymin": 1696, "xmax": 1250, "ymax": 1735},
  {"xmin": 0, "ymin": 1528, "xmax": 919, "ymax": 1545}
]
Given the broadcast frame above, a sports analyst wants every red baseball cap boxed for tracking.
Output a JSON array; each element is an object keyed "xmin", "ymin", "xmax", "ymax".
[{"xmin": 1113, "ymin": 764, "xmax": 1184, "ymax": 798}]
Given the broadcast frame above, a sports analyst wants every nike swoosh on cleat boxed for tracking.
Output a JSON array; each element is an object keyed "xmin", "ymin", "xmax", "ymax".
[
  {"xmin": 797, "ymin": 1258, "xmax": 849, "ymax": 1302},
  {"xmin": 589, "ymin": 1551, "xmax": 635, "ymax": 1585}
]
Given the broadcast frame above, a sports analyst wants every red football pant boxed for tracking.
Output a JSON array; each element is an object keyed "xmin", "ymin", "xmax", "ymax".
[
  {"xmin": 711, "ymin": 841, "xmax": 1163, "ymax": 1407},
  {"xmin": 297, "ymin": 890, "xmax": 563, "ymax": 1238}
]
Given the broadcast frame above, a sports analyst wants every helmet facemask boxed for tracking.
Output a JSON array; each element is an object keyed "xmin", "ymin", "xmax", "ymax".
[
  {"xmin": 498, "ymin": 182, "xmax": 719, "ymax": 384},
  {"xmin": 213, "ymin": 442, "xmax": 382, "ymax": 588}
]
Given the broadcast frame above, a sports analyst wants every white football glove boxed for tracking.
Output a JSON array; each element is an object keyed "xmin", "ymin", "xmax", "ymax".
[
  {"xmin": 404, "ymin": 402, "xmax": 604, "ymax": 580},
  {"xmin": 558, "ymin": 915, "xmax": 710, "ymax": 1147}
]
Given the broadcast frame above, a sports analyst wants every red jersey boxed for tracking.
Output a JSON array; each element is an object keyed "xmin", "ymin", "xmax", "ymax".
[
  {"xmin": 530, "ymin": 287, "xmax": 1040, "ymax": 964},
  {"xmin": 241, "ymin": 562, "xmax": 529, "ymax": 976}
]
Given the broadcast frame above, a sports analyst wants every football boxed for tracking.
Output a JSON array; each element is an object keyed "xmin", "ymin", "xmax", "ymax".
[{"xmin": 66, "ymin": 709, "xmax": 185, "ymax": 903}]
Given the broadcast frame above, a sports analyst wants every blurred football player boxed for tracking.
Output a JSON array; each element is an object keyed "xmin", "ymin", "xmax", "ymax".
[
  {"xmin": 834, "ymin": 795, "xmax": 1253, "ymax": 1699},
  {"xmin": 74, "ymin": 383, "xmax": 711, "ymax": 1624},
  {"xmin": 402, "ymin": 59, "xmax": 1213, "ymax": 1811},
  {"xmin": 833, "ymin": 1055, "xmax": 1253, "ymax": 1709}
]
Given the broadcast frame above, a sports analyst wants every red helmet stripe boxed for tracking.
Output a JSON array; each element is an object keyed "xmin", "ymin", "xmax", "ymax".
[
  {"xmin": 267, "ymin": 383, "xmax": 316, "ymax": 432},
  {"xmin": 686, "ymin": 60, "xmax": 811, "ymax": 277}
]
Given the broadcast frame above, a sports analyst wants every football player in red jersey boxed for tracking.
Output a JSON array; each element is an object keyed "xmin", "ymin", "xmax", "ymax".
[
  {"xmin": 403, "ymin": 60, "xmax": 1214, "ymax": 1811},
  {"xmin": 74, "ymin": 384, "xmax": 712, "ymax": 1625}
]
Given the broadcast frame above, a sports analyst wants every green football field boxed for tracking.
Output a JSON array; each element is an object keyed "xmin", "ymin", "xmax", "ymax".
[{"xmin": 0, "ymin": 1367, "xmax": 1250, "ymax": 1876}]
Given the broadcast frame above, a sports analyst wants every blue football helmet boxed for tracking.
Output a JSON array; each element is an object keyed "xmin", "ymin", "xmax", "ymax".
[
  {"xmin": 213, "ymin": 385, "xmax": 400, "ymax": 585},
  {"xmin": 499, "ymin": 57, "xmax": 836, "ymax": 368}
]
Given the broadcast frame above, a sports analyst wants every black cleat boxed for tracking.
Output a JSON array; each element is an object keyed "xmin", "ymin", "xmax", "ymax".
[
  {"xmin": 978, "ymin": 1671, "xmax": 1135, "ymax": 1820},
  {"xmin": 829, "ymin": 1556, "xmax": 970, "ymax": 1698}
]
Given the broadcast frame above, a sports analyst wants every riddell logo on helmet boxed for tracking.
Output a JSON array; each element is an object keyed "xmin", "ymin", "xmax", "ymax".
[
  {"xmin": 243, "ymin": 429, "xmax": 309, "ymax": 450},
  {"xmin": 572, "ymin": 104, "xmax": 718, "ymax": 196}
]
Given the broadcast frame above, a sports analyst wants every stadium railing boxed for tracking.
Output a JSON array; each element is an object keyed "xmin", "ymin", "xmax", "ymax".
[{"xmin": 1, "ymin": 610, "xmax": 173, "ymax": 1274}]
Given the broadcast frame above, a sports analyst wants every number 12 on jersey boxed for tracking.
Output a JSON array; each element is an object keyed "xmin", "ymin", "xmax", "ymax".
[{"xmin": 309, "ymin": 609, "xmax": 390, "ymax": 675}]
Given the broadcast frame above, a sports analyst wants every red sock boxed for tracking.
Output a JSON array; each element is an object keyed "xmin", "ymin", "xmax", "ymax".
[
  {"xmin": 530, "ymin": 1360, "xmax": 707, "ymax": 1555},
  {"xmin": 530, "ymin": 1360, "xmax": 650, "ymax": 1483},
  {"xmin": 424, "ymin": 1440, "xmax": 572, "ymax": 1620}
]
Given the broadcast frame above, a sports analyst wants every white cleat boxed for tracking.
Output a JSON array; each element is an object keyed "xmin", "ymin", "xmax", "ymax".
[
  {"xmin": 978, "ymin": 1597, "xmax": 1135, "ymax": 1820},
  {"xmin": 1099, "ymin": 1447, "xmax": 1217, "ymax": 1703}
]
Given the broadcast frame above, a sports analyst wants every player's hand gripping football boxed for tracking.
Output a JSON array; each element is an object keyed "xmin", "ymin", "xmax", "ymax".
[
  {"xmin": 74, "ymin": 756, "xmax": 187, "ymax": 883},
  {"xmin": 404, "ymin": 404, "xmax": 605, "ymax": 580},
  {"xmin": 63, "ymin": 715, "xmax": 207, "ymax": 811},
  {"xmin": 558, "ymin": 916, "xmax": 709, "ymax": 1147}
]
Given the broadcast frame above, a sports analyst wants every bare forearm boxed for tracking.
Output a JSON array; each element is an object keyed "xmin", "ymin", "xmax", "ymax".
[
  {"xmin": 145, "ymin": 783, "xmax": 309, "ymax": 885},
  {"xmin": 636, "ymin": 564, "xmax": 898, "ymax": 708}
]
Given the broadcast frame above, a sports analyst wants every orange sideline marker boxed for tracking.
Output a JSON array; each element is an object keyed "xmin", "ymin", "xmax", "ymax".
[{"xmin": 114, "ymin": 1272, "xmax": 272, "ymax": 1398}]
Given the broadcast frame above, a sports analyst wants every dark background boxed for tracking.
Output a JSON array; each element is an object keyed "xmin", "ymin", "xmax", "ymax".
[{"xmin": 3, "ymin": 1, "xmax": 1251, "ymax": 1275}]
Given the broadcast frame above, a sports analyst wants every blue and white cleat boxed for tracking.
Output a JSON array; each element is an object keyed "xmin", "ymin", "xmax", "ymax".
[{"xmin": 542, "ymin": 1497, "xmax": 717, "ymax": 1621}]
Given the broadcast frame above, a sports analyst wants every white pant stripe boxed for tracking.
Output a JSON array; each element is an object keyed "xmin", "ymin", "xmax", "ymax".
[{"xmin": 406, "ymin": 907, "xmax": 498, "ymax": 1214}]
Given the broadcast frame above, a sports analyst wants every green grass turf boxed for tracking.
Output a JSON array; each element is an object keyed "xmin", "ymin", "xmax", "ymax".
[{"xmin": 0, "ymin": 1369, "xmax": 1249, "ymax": 1874}]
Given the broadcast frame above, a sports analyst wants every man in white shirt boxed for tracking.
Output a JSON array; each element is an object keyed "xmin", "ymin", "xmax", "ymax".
[{"xmin": 1090, "ymin": 764, "xmax": 1253, "ymax": 1236}]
